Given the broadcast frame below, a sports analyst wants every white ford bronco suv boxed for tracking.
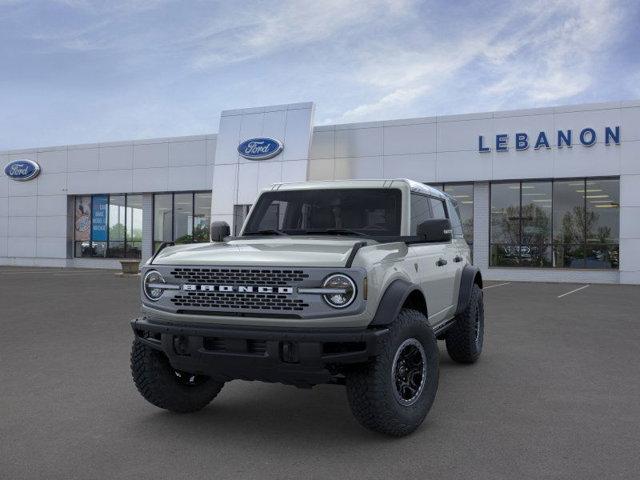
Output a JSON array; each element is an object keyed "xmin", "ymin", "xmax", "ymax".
[{"xmin": 131, "ymin": 179, "xmax": 484, "ymax": 436}]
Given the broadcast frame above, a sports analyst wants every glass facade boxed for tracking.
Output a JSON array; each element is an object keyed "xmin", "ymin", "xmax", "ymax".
[
  {"xmin": 152, "ymin": 192, "xmax": 212, "ymax": 251},
  {"xmin": 490, "ymin": 178, "xmax": 619, "ymax": 269},
  {"xmin": 74, "ymin": 193, "xmax": 143, "ymax": 258}
]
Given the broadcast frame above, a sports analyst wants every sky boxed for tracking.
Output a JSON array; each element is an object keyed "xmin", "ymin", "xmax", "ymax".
[{"xmin": 1, "ymin": 0, "xmax": 639, "ymax": 150}]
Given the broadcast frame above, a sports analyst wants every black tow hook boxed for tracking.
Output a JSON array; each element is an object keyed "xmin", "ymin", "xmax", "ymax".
[
  {"xmin": 173, "ymin": 335, "xmax": 190, "ymax": 356},
  {"xmin": 280, "ymin": 341, "xmax": 299, "ymax": 363}
]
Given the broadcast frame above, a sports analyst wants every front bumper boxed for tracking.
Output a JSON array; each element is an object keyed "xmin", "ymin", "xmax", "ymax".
[{"xmin": 131, "ymin": 317, "xmax": 389, "ymax": 387}]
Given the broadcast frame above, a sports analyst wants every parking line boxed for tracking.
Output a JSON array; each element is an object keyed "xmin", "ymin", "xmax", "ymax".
[
  {"xmin": 483, "ymin": 282, "xmax": 511, "ymax": 290},
  {"xmin": 557, "ymin": 284, "xmax": 590, "ymax": 298}
]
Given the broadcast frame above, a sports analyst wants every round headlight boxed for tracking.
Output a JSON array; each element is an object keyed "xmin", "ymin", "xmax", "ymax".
[
  {"xmin": 143, "ymin": 270, "xmax": 166, "ymax": 301},
  {"xmin": 322, "ymin": 274, "xmax": 356, "ymax": 308}
]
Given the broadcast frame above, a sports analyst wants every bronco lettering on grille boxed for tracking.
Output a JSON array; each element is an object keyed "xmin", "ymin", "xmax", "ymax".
[{"xmin": 182, "ymin": 285, "xmax": 294, "ymax": 294}]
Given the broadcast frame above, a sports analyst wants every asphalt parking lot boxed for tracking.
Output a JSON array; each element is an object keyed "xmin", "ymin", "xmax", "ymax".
[{"xmin": 1, "ymin": 268, "xmax": 639, "ymax": 480}]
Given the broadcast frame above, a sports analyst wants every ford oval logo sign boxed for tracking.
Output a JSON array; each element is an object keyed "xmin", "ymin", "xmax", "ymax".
[
  {"xmin": 237, "ymin": 137, "xmax": 283, "ymax": 160},
  {"xmin": 4, "ymin": 159, "xmax": 41, "ymax": 181}
]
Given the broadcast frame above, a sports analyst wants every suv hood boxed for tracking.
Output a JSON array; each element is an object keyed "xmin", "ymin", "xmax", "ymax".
[{"xmin": 151, "ymin": 237, "xmax": 367, "ymax": 268}]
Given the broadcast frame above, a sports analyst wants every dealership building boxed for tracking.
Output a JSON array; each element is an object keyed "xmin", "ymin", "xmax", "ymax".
[{"xmin": 1, "ymin": 100, "xmax": 639, "ymax": 284}]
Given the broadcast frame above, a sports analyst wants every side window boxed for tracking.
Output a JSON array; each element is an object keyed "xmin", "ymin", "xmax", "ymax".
[
  {"xmin": 430, "ymin": 197, "xmax": 447, "ymax": 220},
  {"xmin": 410, "ymin": 194, "xmax": 432, "ymax": 235},
  {"xmin": 446, "ymin": 198, "xmax": 464, "ymax": 238}
]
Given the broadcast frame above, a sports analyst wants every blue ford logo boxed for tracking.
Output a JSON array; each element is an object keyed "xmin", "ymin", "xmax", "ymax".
[
  {"xmin": 4, "ymin": 159, "xmax": 41, "ymax": 181},
  {"xmin": 237, "ymin": 137, "xmax": 283, "ymax": 160}
]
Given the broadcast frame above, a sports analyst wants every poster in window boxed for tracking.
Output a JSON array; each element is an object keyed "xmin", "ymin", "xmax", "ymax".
[
  {"xmin": 75, "ymin": 196, "xmax": 91, "ymax": 241},
  {"xmin": 91, "ymin": 195, "xmax": 108, "ymax": 242}
]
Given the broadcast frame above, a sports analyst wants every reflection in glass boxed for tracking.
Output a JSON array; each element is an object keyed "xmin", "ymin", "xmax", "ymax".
[
  {"xmin": 553, "ymin": 244, "xmax": 585, "ymax": 268},
  {"xmin": 490, "ymin": 178, "xmax": 620, "ymax": 270},
  {"xmin": 553, "ymin": 180, "xmax": 586, "ymax": 246},
  {"xmin": 126, "ymin": 194, "xmax": 143, "ymax": 258},
  {"xmin": 108, "ymin": 195, "xmax": 126, "ymax": 257},
  {"xmin": 194, "ymin": 193, "xmax": 212, "ymax": 242},
  {"xmin": 490, "ymin": 183, "xmax": 520, "ymax": 266},
  {"xmin": 410, "ymin": 194, "xmax": 432, "ymax": 235},
  {"xmin": 443, "ymin": 183, "xmax": 474, "ymax": 245},
  {"xmin": 233, "ymin": 205, "xmax": 252, "ymax": 235},
  {"xmin": 154, "ymin": 194, "xmax": 172, "ymax": 252},
  {"xmin": 74, "ymin": 196, "xmax": 92, "ymax": 257},
  {"xmin": 174, "ymin": 193, "xmax": 193, "ymax": 244},
  {"xmin": 586, "ymin": 179, "xmax": 619, "ymax": 245},
  {"xmin": 520, "ymin": 181, "xmax": 552, "ymax": 267}
]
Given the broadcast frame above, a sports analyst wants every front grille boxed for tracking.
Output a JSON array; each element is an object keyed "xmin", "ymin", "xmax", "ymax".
[
  {"xmin": 170, "ymin": 267, "xmax": 309, "ymax": 286},
  {"xmin": 170, "ymin": 292, "xmax": 309, "ymax": 311}
]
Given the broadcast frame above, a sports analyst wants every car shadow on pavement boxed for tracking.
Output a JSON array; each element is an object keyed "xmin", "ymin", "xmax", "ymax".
[{"xmin": 126, "ymin": 346, "xmax": 461, "ymax": 446}]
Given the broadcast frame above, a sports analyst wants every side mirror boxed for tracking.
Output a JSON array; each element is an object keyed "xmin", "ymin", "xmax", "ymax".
[
  {"xmin": 210, "ymin": 221, "xmax": 230, "ymax": 242},
  {"xmin": 416, "ymin": 219, "xmax": 452, "ymax": 242}
]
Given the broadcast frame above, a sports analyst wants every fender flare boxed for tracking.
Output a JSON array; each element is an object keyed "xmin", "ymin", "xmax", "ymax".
[
  {"xmin": 370, "ymin": 279, "xmax": 427, "ymax": 326},
  {"xmin": 455, "ymin": 265, "xmax": 483, "ymax": 316}
]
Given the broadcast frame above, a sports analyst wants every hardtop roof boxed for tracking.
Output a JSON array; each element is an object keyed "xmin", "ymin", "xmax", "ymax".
[{"xmin": 268, "ymin": 178, "xmax": 446, "ymax": 199}]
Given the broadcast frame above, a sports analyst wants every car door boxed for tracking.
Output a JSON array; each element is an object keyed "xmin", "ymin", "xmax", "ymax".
[
  {"xmin": 409, "ymin": 193, "xmax": 453, "ymax": 324},
  {"xmin": 444, "ymin": 195, "xmax": 468, "ymax": 309},
  {"xmin": 428, "ymin": 196, "xmax": 459, "ymax": 320}
]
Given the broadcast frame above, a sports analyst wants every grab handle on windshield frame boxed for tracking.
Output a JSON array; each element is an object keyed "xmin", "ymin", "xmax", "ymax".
[
  {"xmin": 345, "ymin": 241, "xmax": 368, "ymax": 268},
  {"xmin": 149, "ymin": 242, "xmax": 175, "ymax": 265}
]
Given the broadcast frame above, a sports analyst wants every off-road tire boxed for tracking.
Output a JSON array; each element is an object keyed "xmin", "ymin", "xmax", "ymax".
[
  {"xmin": 345, "ymin": 309, "xmax": 439, "ymax": 436},
  {"xmin": 131, "ymin": 339, "xmax": 224, "ymax": 413},
  {"xmin": 445, "ymin": 283, "xmax": 484, "ymax": 363}
]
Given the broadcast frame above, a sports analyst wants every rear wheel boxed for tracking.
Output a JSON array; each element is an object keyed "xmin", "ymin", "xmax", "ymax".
[
  {"xmin": 131, "ymin": 339, "xmax": 224, "ymax": 413},
  {"xmin": 345, "ymin": 309, "xmax": 439, "ymax": 436},
  {"xmin": 445, "ymin": 283, "xmax": 484, "ymax": 363}
]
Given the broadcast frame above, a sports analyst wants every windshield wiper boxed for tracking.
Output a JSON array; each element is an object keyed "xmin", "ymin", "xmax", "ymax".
[
  {"xmin": 244, "ymin": 229, "xmax": 288, "ymax": 236},
  {"xmin": 304, "ymin": 228, "xmax": 368, "ymax": 237}
]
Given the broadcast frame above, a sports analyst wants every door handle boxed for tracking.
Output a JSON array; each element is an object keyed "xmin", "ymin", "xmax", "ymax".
[
  {"xmin": 436, "ymin": 258, "xmax": 447, "ymax": 267},
  {"xmin": 454, "ymin": 255, "xmax": 463, "ymax": 263}
]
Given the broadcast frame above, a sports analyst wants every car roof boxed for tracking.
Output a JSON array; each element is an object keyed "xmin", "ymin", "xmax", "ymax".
[{"xmin": 267, "ymin": 178, "xmax": 446, "ymax": 199}]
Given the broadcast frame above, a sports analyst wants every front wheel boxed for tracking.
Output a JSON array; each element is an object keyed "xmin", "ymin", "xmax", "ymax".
[
  {"xmin": 131, "ymin": 339, "xmax": 224, "ymax": 413},
  {"xmin": 345, "ymin": 309, "xmax": 439, "ymax": 436}
]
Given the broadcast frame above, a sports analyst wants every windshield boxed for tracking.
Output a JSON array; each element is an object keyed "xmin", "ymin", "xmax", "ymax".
[{"xmin": 243, "ymin": 188, "xmax": 402, "ymax": 237}]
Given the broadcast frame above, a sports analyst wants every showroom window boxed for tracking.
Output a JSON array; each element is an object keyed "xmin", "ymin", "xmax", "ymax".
[
  {"xmin": 152, "ymin": 192, "xmax": 212, "ymax": 252},
  {"xmin": 74, "ymin": 194, "xmax": 143, "ymax": 259},
  {"xmin": 490, "ymin": 178, "xmax": 619, "ymax": 269}
]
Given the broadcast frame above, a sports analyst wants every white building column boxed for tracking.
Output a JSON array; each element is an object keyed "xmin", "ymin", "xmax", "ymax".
[
  {"xmin": 473, "ymin": 182, "xmax": 490, "ymax": 271},
  {"xmin": 619, "ymin": 174, "xmax": 640, "ymax": 284},
  {"xmin": 210, "ymin": 103, "xmax": 315, "ymax": 233},
  {"xmin": 141, "ymin": 193, "xmax": 154, "ymax": 264}
]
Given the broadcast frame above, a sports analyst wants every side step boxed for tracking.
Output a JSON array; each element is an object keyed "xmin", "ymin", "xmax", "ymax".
[{"xmin": 433, "ymin": 318, "xmax": 456, "ymax": 340}]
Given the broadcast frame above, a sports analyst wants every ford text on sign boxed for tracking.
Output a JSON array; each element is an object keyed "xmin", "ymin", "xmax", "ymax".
[{"xmin": 237, "ymin": 138, "xmax": 283, "ymax": 160}]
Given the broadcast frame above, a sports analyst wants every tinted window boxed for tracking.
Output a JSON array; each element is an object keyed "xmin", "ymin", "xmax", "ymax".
[
  {"xmin": 429, "ymin": 197, "xmax": 447, "ymax": 220},
  {"xmin": 410, "ymin": 194, "xmax": 432, "ymax": 235},
  {"xmin": 443, "ymin": 183, "xmax": 473, "ymax": 245},
  {"xmin": 445, "ymin": 197, "xmax": 464, "ymax": 238},
  {"xmin": 244, "ymin": 188, "xmax": 402, "ymax": 236}
]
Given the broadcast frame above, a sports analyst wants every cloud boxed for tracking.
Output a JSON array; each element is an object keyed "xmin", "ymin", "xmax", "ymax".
[
  {"xmin": 334, "ymin": 0, "xmax": 627, "ymax": 122},
  {"xmin": 191, "ymin": 0, "xmax": 415, "ymax": 70},
  {"xmin": 481, "ymin": 0, "xmax": 622, "ymax": 104},
  {"xmin": 0, "ymin": 0, "xmax": 635, "ymax": 149}
]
